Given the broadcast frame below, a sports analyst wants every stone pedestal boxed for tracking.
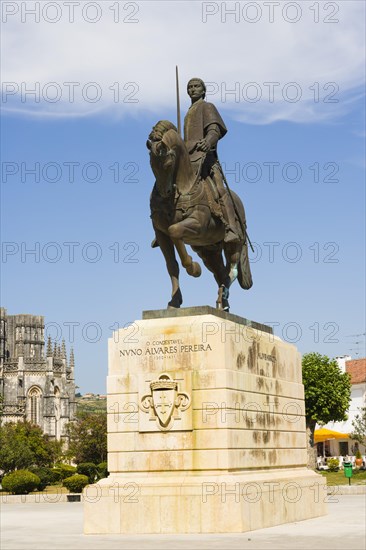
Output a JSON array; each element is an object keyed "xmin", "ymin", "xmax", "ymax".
[{"xmin": 84, "ymin": 307, "xmax": 327, "ymax": 534}]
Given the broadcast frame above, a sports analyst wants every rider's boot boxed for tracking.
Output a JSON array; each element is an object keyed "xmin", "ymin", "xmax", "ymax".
[{"xmin": 219, "ymin": 193, "xmax": 241, "ymax": 244}]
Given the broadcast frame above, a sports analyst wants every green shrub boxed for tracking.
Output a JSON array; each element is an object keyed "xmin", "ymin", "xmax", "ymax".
[
  {"xmin": 52, "ymin": 463, "xmax": 76, "ymax": 482},
  {"xmin": 49, "ymin": 468, "xmax": 63, "ymax": 484},
  {"xmin": 327, "ymin": 458, "xmax": 340, "ymax": 472},
  {"xmin": 28, "ymin": 467, "xmax": 53, "ymax": 491},
  {"xmin": 97, "ymin": 462, "xmax": 108, "ymax": 479},
  {"xmin": 63, "ymin": 474, "xmax": 89, "ymax": 493},
  {"xmin": 76, "ymin": 462, "xmax": 97, "ymax": 483},
  {"xmin": 2, "ymin": 470, "xmax": 41, "ymax": 494}
]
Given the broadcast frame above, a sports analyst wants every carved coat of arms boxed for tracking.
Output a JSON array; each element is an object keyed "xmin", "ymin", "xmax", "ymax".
[{"xmin": 140, "ymin": 373, "xmax": 191, "ymax": 431}]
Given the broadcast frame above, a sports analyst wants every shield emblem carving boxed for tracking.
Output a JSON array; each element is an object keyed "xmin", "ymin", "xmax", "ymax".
[{"xmin": 150, "ymin": 374, "xmax": 177, "ymax": 428}]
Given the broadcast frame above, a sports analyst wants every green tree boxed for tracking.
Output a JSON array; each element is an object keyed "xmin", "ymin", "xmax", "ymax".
[
  {"xmin": 66, "ymin": 412, "xmax": 107, "ymax": 465},
  {"xmin": 0, "ymin": 421, "xmax": 62, "ymax": 475},
  {"xmin": 350, "ymin": 407, "xmax": 366, "ymax": 447},
  {"xmin": 302, "ymin": 353, "xmax": 351, "ymax": 468}
]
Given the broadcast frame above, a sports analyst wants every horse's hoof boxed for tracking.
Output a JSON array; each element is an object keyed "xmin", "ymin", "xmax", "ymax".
[
  {"xmin": 216, "ymin": 285, "xmax": 230, "ymax": 311},
  {"xmin": 168, "ymin": 289, "xmax": 183, "ymax": 309},
  {"xmin": 187, "ymin": 261, "xmax": 201, "ymax": 278},
  {"xmin": 222, "ymin": 295, "xmax": 230, "ymax": 311}
]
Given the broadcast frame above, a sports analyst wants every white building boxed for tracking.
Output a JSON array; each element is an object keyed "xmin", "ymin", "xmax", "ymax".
[{"xmin": 317, "ymin": 357, "xmax": 366, "ymax": 457}]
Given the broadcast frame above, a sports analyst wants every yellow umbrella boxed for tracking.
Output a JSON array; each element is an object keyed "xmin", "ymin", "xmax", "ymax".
[{"xmin": 314, "ymin": 428, "xmax": 349, "ymax": 443}]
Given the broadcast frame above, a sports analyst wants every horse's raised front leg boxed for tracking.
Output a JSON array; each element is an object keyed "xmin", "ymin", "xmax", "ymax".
[
  {"xmin": 172, "ymin": 238, "xmax": 201, "ymax": 278},
  {"xmin": 154, "ymin": 228, "xmax": 182, "ymax": 308}
]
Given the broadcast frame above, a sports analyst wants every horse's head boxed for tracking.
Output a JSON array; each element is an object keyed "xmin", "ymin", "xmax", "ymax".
[
  {"xmin": 147, "ymin": 120, "xmax": 195, "ymax": 197},
  {"xmin": 147, "ymin": 120, "xmax": 177, "ymax": 145},
  {"xmin": 147, "ymin": 137, "xmax": 173, "ymax": 165},
  {"xmin": 147, "ymin": 120, "xmax": 179, "ymax": 198}
]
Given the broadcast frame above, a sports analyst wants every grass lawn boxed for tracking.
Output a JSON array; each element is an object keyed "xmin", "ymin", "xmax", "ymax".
[
  {"xmin": 317, "ymin": 469, "xmax": 366, "ymax": 486},
  {"xmin": 41, "ymin": 485, "xmax": 68, "ymax": 494}
]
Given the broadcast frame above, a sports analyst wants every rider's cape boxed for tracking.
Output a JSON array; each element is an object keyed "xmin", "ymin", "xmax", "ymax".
[{"xmin": 184, "ymin": 99, "xmax": 227, "ymax": 162}]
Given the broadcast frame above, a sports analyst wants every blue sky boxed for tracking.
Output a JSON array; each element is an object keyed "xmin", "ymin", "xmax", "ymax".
[{"xmin": 1, "ymin": 1, "xmax": 365, "ymax": 393}]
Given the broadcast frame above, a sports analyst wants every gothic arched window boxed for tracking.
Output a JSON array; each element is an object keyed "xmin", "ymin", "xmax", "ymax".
[
  {"xmin": 28, "ymin": 386, "xmax": 42, "ymax": 425},
  {"xmin": 54, "ymin": 387, "xmax": 61, "ymax": 440}
]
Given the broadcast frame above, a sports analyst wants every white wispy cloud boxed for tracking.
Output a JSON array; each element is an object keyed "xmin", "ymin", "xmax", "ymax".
[{"xmin": 2, "ymin": 0, "xmax": 365, "ymax": 124}]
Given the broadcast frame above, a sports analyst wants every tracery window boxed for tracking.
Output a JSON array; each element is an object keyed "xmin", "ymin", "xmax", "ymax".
[{"xmin": 28, "ymin": 386, "xmax": 42, "ymax": 425}]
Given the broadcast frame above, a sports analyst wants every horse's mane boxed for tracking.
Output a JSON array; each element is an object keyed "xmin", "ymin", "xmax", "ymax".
[
  {"xmin": 161, "ymin": 128, "xmax": 184, "ymax": 150},
  {"xmin": 149, "ymin": 124, "xmax": 196, "ymax": 197}
]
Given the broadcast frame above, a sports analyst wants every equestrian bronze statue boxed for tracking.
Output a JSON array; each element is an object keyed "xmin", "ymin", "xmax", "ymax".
[{"xmin": 147, "ymin": 77, "xmax": 252, "ymax": 312}]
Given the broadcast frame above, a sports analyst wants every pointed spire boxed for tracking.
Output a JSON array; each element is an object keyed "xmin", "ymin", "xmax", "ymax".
[
  {"xmin": 57, "ymin": 344, "xmax": 61, "ymax": 358},
  {"xmin": 53, "ymin": 342, "xmax": 57, "ymax": 357},
  {"xmin": 61, "ymin": 339, "xmax": 67, "ymax": 359},
  {"xmin": 69, "ymin": 348, "xmax": 75, "ymax": 370},
  {"xmin": 47, "ymin": 336, "xmax": 53, "ymax": 357}
]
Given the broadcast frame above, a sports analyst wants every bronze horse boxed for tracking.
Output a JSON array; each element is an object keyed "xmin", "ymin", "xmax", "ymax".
[{"xmin": 147, "ymin": 122, "xmax": 252, "ymax": 311}]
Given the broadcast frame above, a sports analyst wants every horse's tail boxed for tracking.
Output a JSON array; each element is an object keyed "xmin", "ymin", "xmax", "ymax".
[
  {"xmin": 228, "ymin": 190, "xmax": 253, "ymax": 290},
  {"xmin": 238, "ymin": 239, "xmax": 253, "ymax": 290}
]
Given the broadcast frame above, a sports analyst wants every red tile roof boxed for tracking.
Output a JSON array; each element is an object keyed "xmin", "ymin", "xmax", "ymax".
[{"xmin": 346, "ymin": 358, "xmax": 366, "ymax": 384}]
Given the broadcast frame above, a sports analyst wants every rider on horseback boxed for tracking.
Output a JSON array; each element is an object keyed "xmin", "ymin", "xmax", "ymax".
[
  {"xmin": 147, "ymin": 76, "xmax": 253, "ymax": 310},
  {"xmin": 184, "ymin": 77, "xmax": 241, "ymax": 244}
]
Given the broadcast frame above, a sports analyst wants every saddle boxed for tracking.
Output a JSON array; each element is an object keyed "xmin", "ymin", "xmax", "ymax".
[
  {"xmin": 174, "ymin": 175, "xmax": 225, "ymax": 224},
  {"xmin": 150, "ymin": 176, "xmax": 227, "ymax": 249}
]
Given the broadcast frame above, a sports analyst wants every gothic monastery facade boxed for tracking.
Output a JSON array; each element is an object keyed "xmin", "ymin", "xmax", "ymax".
[{"xmin": 0, "ymin": 307, "xmax": 76, "ymax": 442}]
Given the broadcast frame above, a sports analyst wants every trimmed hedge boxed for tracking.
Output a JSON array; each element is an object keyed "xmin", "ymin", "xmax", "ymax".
[
  {"xmin": 76, "ymin": 462, "xmax": 97, "ymax": 483},
  {"xmin": 327, "ymin": 458, "xmax": 340, "ymax": 472},
  {"xmin": 63, "ymin": 474, "xmax": 89, "ymax": 493},
  {"xmin": 51, "ymin": 463, "xmax": 76, "ymax": 482},
  {"xmin": 28, "ymin": 467, "xmax": 54, "ymax": 491},
  {"xmin": 2, "ymin": 470, "xmax": 41, "ymax": 495},
  {"xmin": 97, "ymin": 462, "xmax": 108, "ymax": 479}
]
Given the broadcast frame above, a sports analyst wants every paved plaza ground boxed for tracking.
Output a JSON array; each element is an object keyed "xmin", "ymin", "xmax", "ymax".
[{"xmin": 1, "ymin": 495, "xmax": 365, "ymax": 549}]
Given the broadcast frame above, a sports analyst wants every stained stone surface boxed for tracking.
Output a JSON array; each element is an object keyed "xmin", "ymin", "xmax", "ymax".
[{"xmin": 84, "ymin": 311, "xmax": 327, "ymax": 534}]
